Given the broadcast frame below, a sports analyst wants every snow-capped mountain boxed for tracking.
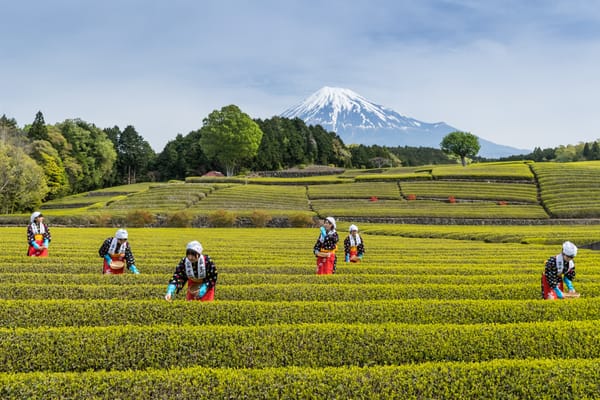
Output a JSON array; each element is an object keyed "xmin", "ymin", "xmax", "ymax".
[{"xmin": 281, "ymin": 87, "xmax": 530, "ymax": 159}]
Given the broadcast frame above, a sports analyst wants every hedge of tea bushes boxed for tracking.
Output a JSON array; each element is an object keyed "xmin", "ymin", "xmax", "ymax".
[
  {"xmin": 399, "ymin": 180, "xmax": 538, "ymax": 203},
  {"xmin": 533, "ymin": 161, "xmax": 600, "ymax": 218},
  {"xmin": 3, "ymin": 226, "xmax": 600, "ymax": 397},
  {"xmin": 3, "ymin": 298, "xmax": 600, "ymax": 328},
  {"xmin": 2, "ymin": 271, "xmax": 578, "ymax": 286},
  {"xmin": 307, "ymin": 182, "xmax": 401, "ymax": 200},
  {"xmin": 311, "ymin": 199, "xmax": 549, "ymax": 219},
  {"xmin": 0, "ymin": 282, "xmax": 557, "ymax": 301},
  {"xmin": 3, "ymin": 321, "xmax": 600, "ymax": 373},
  {"xmin": 4, "ymin": 359, "xmax": 600, "ymax": 399},
  {"xmin": 430, "ymin": 161, "xmax": 534, "ymax": 181},
  {"xmin": 188, "ymin": 184, "xmax": 311, "ymax": 213}
]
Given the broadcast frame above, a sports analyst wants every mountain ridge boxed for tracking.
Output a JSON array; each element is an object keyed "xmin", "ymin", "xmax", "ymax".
[{"xmin": 281, "ymin": 86, "xmax": 530, "ymax": 158}]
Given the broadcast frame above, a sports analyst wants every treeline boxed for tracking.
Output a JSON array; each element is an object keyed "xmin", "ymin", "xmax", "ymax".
[
  {"xmin": 6, "ymin": 105, "xmax": 596, "ymax": 214},
  {"xmin": 0, "ymin": 108, "xmax": 457, "ymax": 213},
  {"xmin": 486, "ymin": 141, "xmax": 600, "ymax": 163}
]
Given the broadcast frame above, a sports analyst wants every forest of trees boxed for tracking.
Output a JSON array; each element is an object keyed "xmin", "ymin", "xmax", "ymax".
[{"xmin": 1, "ymin": 106, "xmax": 599, "ymax": 213}]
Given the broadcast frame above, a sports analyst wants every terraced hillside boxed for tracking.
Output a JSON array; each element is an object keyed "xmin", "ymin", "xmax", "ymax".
[
  {"xmin": 2, "ymin": 226, "xmax": 600, "ymax": 398},
  {"xmin": 7, "ymin": 160, "xmax": 600, "ymax": 225}
]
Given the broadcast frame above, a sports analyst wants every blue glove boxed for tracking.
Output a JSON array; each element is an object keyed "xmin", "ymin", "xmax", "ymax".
[
  {"xmin": 564, "ymin": 277, "xmax": 575, "ymax": 292},
  {"xmin": 198, "ymin": 283, "xmax": 208, "ymax": 298},
  {"xmin": 43, "ymin": 239, "xmax": 49, "ymax": 248},
  {"xmin": 129, "ymin": 265, "xmax": 140, "ymax": 274},
  {"xmin": 104, "ymin": 254, "xmax": 112, "ymax": 264},
  {"xmin": 358, "ymin": 254, "xmax": 363, "ymax": 260},
  {"xmin": 31, "ymin": 241, "xmax": 40, "ymax": 250},
  {"xmin": 320, "ymin": 227, "xmax": 327, "ymax": 239},
  {"xmin": 553, "ymin": 287, "xmax": 564, "ymax": 299},
  {"xmin": 166, "ymin": 284, "xmax": 176, "ymax": 296},
  {"xmin": 345, "ymin": 254, "xmax": 350, "ymax": 262}
]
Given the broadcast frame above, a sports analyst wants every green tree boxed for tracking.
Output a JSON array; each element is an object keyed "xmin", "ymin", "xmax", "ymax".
[
  {"xmin": 0, "ymin": 142, "xmax": 49, "ymax": 213},
  {"xmin": 0, "ymin": 114, "xmax": 26, "ymax": 146},
  {"xmin": 57, "ymin": 119, "xmax": 117, "ymax": 192},
  {"xmin": 28, "ymin": 111, "xmax": 50, "ymax": 141},
  {"xmin": 591, "ymin": 141, "xmax": 600, "ymax": 160},
  {"xmin": 155, "ymin": 130, "xmax": 214, "ymax": 181},
  {"xmin": 116, "ymin": 125, "xmax": 156, "ymax": 184},
  {"xmin": 583, "ymin": 142, "xmax": 592, "ymax": 160},
  {"xmin": 253, "ymin": 117, "xmax": 314, "ymax": 170},
  {"xmin": 200, "ymin": 105, "xmax": 263, "ymax": 176},
  {"xmin": 349, "ymin": 144, "xmax": 371, "ymax": 168},
  {"xmin": 28, "ymin": 140, "xmax": 70, "ymax": 200},
  {"xmin": 387, "ymin": 146, "xmax": 451, "ymax": 166},
  {"xmin": 440, "ymin": 131, "xmax": 481, "ymax": 167}
]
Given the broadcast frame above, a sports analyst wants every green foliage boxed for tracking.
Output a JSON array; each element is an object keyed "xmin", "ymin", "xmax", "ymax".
[
  {"xmin": 0, "ymin": 142, "xmax": 49, "ymax": 213},
  {"xmin": 28, "ymin": 140, "xmax": 70, "ymax": 200},
  {"xmin": 207, "ymin": 209, "xmax": 236, "ymax": 227},
  {"xmin": 3, "ymin": 226, "xmax": 600, "ymax": 396},
  {"xmin": 4, "ymin": 321, "xmax": 600, "ymax": 373},
  {"xmin": 200, "ymin": 105, "xmax": 264, "ymax": 176},
  {"xmin": 57, "ymin": 119, "xmax": 117, "ymax": 193},
  {"xmin": 440, "ymin": 131, "xmax": 481, "ymax": 166},
  {"xmin": 3, "ymin": 361, "xmax": 600, "ymax": 399},
  {"xmin": 388, "ymin": 145, "xmax": 453, "ymax": 166},
  {"xmin": 111, "ymin": 125, "xmax": 156, "ymax": 184},
  {"xmin": 26, "ymin": 111, "xmax": 50, "ymax": 141},
  {"xmin": 533, "ymin": 161, "xmax": 600, "ymax": 217}
]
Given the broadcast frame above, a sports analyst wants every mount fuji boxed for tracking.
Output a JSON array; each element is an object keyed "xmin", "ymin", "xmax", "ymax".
[{"xmin": 280, "ymin": 87, "xmax": 530, "ymax": 159}]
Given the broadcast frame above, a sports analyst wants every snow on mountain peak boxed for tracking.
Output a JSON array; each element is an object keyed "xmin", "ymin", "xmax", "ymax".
[
  {"xmin": 281, "ymin": 86, "xmax": 414, "ymax": 131},
  {"xmin": 280, "ymin": 87, "xmax": 530, "ymax": 158}
]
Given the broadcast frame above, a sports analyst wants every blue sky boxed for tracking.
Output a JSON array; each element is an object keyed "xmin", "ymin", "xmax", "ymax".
[{"xmin": 2, "ymin": 0, "xmax": 600, "ymax": 152}]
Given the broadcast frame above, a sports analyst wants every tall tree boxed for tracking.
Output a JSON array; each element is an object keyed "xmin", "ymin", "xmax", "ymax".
[
  {"xmin": 591, "ymin": 142, "xmax": 600, "ymax": 160},
  {"xmin": 583, "ymin": 142, "xmax": 592, "ymax": 159},
  {"xmin": 28, "ymin": 111, "xmax": 50, "ymax": 141},
  {"xmin": 200, "ymin": 105, "xmax": 263, "ymax": 176},
  {"xmin": 117, "ymin": 125, "xmax": 156, "ymax": 184},
  {"xmin": 440, "ymin": 131, "xmax": 481, "ymax": 167}
]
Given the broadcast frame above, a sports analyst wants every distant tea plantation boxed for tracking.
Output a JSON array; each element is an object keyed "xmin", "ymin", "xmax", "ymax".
[
  {"xmin": 4, "ymin": 160, "xmax": 600, "ymax": 227},
  {"xmin": 3, "ymin": 160, "xmax": 600, "ymax": 398}
]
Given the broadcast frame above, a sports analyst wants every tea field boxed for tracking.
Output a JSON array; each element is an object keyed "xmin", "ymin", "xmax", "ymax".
[{"xmin": 2, "ymin": 225, "xmax": 600, "ymax": 398}]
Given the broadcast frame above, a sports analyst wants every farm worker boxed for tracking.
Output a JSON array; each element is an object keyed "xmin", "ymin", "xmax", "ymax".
[
  {"xmin": 541, "ymin": 241, "xmax": 579, "ymax": 300},
  {"xmin": 165, "ymin": 240, "xmax": 218, "ymax": 302},
  {"xmin": 313, "ymin": 216, "xmax": 339, "ymax": 274},
  {"xmin": 344, "ymin": 224, "xmax": 365, "ymax": 263},
  {"xmin": 27, "ymin": 211, "xmax": 51, "ymax": 257},
  {"xmin": 99, "ymin": 229, "xmax": 140, "ymax": 275}
]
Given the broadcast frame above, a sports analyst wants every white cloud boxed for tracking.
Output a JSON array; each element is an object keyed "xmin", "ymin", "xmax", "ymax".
[{"xmin": 2, "ymin": 0, "xmax": 600, "ymax": 152}]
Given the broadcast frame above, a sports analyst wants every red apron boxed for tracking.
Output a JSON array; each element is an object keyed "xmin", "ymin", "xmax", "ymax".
[
  {"xmin": 103, "ymin": 254, "xmax": 126, "ymax": 275},
  {"xmin": 541, "ymin": 274, "xmax": 564, "ymax": 300},
  {"xmin": 186, "ymin": 280, "xmax": 215, "ymax": 301},
  {"xmin": 28, "ymin": 234, "xmax": 48, "ymax": 257},
  {"xmin": 316, "ymin": 248, "xmax": 336, "ymax": 275},
  {"xmin": 349, "ymin": 246, "xmax": 361, "ymax": 263}
]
